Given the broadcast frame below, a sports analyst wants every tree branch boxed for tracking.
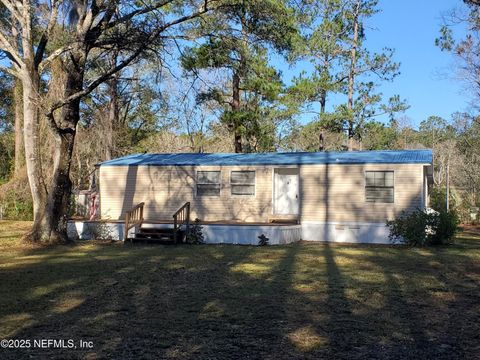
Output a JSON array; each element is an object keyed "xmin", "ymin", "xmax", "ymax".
[
  {"xmin": 0, "ymin": 0, "xmax": 22, "ymax": 23},
  {"xmin": 0, "ymin": 31, "xmax": 23, "ymax": 67},
  {"xmin": 34, "ymin": 0, "xmax": 60, "ymax": 67},
  {"xmin": 46, "ymin": 111, "xmax": 62, "ymax": 137},
  {"xmin": 38, "ymin": 45, "xmax": 74, "ymax": 73},
  {"xmin": 47, "ymin": 0, "xmax": 219, "ymax": 117},
  {"xmin": 0, "ymin": 64, "xmax": 19, "ymax": 77},
  {"xmin": 103, "ymin": 0, "xmax": 175, "ymax": 30}
]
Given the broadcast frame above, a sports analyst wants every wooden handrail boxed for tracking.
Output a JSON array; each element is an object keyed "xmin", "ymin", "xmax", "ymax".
[
  {"xmin": 124, "ymin": 202, "xmax": 145, "ymax": 241},
  {"xmin": 173, "ymin": 202, "xmax": 190, "ymax": 244}
]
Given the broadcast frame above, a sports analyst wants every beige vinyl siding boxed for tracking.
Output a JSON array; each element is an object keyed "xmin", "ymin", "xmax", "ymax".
[
  {"xmin": 300, "ymin": 163, "xmax": 424, "ymax": 223},
  {"xmin": 99, "ymin": 165, "xmax": 272, "ymax": 221},
  {"xmin": 99, "ymin": 163, "xmax": 425, "ymax": 223}
]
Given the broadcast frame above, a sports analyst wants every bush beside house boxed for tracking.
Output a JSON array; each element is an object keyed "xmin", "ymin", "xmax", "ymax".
[{"xmin": 387, "ymin": 208, "xmax": 459, "ymax": 246}]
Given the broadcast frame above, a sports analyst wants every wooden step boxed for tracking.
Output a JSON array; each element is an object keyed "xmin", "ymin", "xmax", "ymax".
[
  {"xmin": 139, "ymin": 227, "xmax": 174, "ymax": 234},
  {"xmin": 136, "ymin": 232, "xmax": 174, "ymax": 239},
  {"xmin": 128, "ymin": 234, "xmax": 175, "ymax": 244},
  {"xmin": 128, "ymin": 228, "xmax": 184, "ymax": 244},
  {"xmin": 128, "ymin": 237, "xmax": 175, "ymax": 244}
]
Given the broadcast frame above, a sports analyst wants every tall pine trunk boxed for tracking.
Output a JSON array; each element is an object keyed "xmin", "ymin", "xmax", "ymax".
[
  {"xmin": 105, "ymin": 75, "xmax": 119, "ymax": 160},
  {"xmin": 319, "ymin": 88, "xmax": 326, "ymax": 151},
  {"xmin": 347, "ymin": 3, "xmax": 359, "ymax": 151},
  {"xmin": 318, "ymin": 53, "xmax": 330, "ymax": 152},
  {"xmin": 232, "ymin": 71, "xmax": 242, "ymax": 153},
  {"xmin": 105, "ymin": 51, "xmax": 120, "ymax": 160}
]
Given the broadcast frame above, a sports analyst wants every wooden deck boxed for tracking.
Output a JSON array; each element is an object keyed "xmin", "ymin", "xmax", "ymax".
[
  {"xmin": 69, "ymin": 219, "xmax": 299, "ymax": 226},
  {"xmin": 145, "ymin": 220, "xmax": 298, "ymax": 226}
]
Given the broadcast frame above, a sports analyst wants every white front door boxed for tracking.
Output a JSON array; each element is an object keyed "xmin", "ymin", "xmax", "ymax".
[{"xmin": 274, "ymin": 168, "xmax": 299, "ymax": 215}]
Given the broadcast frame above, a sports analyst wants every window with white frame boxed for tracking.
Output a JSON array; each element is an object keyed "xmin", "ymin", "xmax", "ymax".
[
  {"xmin": 230, "ymin": 171, "xmax": 255, "ymax": 196},
  {"xmin": 365, "ymin": 171, "xmax": 394, "ymax": 203},
  {"xmin": 197, "ymin": 171, "xmax": 221, "ymax": 196}
]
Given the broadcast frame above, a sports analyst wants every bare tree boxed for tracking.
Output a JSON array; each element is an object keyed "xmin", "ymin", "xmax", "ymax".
[{"xmin": 0, "ymin": 0, "xmax": 218, "ymax": 243}]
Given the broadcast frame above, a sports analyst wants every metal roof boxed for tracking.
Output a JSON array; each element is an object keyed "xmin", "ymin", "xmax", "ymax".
[{"xmin": 98, "ymin": 150, "xmax": 432, "ymax": 167}]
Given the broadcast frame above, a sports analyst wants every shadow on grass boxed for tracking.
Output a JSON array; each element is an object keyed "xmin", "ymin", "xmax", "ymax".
[
  {"xmin": 1, "ymin": 243, "xmax": 300, "ymax": 358},
  {"xmin": 0, "ymin": 235, "xmax": 479, "ymax": 359}
]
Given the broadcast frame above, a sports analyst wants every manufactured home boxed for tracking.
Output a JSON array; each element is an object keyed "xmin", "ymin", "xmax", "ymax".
[{"xmin": 68, "ymin": 149, "xmax": 433, "ymax": 244}]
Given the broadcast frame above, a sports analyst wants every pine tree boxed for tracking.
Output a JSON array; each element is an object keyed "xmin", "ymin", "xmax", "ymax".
[
  {"xmin": 181, "ymin": 0, "xmax": 298, "ymax": 152},
  {"xmin": 289, "ymin": 0, "xmax": 406, "ymax": 151},
  {"xmin": 342, "ymin": 0, "xmax": 403, "ymax": 150}
]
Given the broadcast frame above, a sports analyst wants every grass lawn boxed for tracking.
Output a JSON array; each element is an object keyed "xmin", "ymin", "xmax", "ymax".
[{"xmin": 1, "ymin": 221, "xmax": 480, "ymax": 359}]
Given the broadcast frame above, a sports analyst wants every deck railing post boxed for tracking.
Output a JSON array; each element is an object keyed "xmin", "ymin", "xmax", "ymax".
[
  {"xmin": 124, "ymin": 202, "xmax": 145, "ymax": 242},
  {"xmin": 172, "ymin": 202, "xmax": 191, "ymax": 244},
  {"xmin": 173, "ymin": 214, "xmax": 178, "ymax": 244},
  {"xmin": 124, "ymin": 213, "xmax": 129, "ymax": 241},
  {"xmin": 186, "ymin": 202, "xmax": 190, "ymax": 236}
]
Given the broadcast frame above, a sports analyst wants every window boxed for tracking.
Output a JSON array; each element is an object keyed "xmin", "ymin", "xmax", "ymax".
[
  {"xmin": 231, "ymin": 171, "xmax": 255, "ymax": 196},
  {"xmin": 365, "ymin": 171, "xmax": 394, "ymax": 203},
  {"xmin": 197, "ymin": 171, "xmax": 221, "ymax": 196}
]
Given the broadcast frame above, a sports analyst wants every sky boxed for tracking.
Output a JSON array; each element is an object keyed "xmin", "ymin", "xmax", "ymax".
[
  {"xmin": 280, "ymin": 0, "xmax": 470, "ymax": 129},
  {"xmin": 364, "ymin": 0, "xmax": 468, "ymax": 128}
]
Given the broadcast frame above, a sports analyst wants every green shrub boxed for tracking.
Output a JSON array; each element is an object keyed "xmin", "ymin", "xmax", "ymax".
[
  {"xmin": 429, "ymin": 187, "xmax": 452, "ymax": 212},
  {"xmin": 387, "ymin": 208, "xmax": 459, "ymax": 246},
  {"xmin": 83, "ymin": 222, "xmax": 114, "ymax": 240},
  {"xmin": 0, "ymin": 173, "xmax": 33, "ymax": 221},
  {"xmin": 185, "ymin": 218, "xmax": 204, "ymax": 244},
  {"xmin": 1, "ymin": 199, "xmax": 33, "ymax": 221},
  {"xmin": 429, "ymin": 209, "xmax": 459, "ymax": 245},
  {"xmin": 387, "ymin": 209, "xmax": 428, "ymax": 246}
]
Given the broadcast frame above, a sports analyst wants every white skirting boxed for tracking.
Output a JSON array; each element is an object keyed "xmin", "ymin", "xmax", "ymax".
[
  {"xmin": 67, "ymin": 221, "xmax": 301, "ymax": 245},
  {"xmin": 301, "ymin": 221, "xmax": 390, "ymax": 244},
  {"xmin": 202, "ymin": 225, "xmax": 301, "ymax": 245},
  {"xmin": 67, "ymin": 221, "xmax": 390, "ymax": 245},
  {"xmin": 67, "ymin": 221, "xmax": 125, "ymax": 241}
]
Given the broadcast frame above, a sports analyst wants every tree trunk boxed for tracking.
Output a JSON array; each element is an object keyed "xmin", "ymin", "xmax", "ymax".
[
  {"xmin": 232, "ymin": 71, "xmax": 242, "ymax": 153},
  {"xmin": 319, "ymin": 89, "xmax": 326, "ymax": 114},
  {"xmin": 347, "ymin": 3, "xmax": 359, "ymax": 151},
  {"xmin": 105, "ymin": 75, "xmax": 119, "ymax": 160},
  {"xmin": 42, "ymin": 61, "xmax": 83, "ymax": 243},
  {"xmin": 11, "ymin": 8, "xmax": 23, "ymax": 176},
  {"xmin": 40, "ymin": 125, "xmax": 76, "ymax": 243},
  {"xmin": 320, "ymin": 54, "xmax": 329, "ymax": 114},
  {"xmin": 22, "ymin": 72, "xmax": 48, "ymax": 242},
  {"xmin": 19, "ymin": 0, "xmax": 50, "ymax": 243},
  {"xmin": 14, "ymin": 79, "xmax": 24, "ymax": 175},
  {"xmin": 105, "ymin": 51, "xmax": 120, "ymax": 160},
  {"xmin": 318, "ymin": 131, "xmax": 325, "ymax": 151},
  {"xmin": 319, "ymin": 88, "xmax": 326, "ymax": 151},
  {"xmin": 25, "ymin": 55, "xmax": 83, "ymax": 243}
]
